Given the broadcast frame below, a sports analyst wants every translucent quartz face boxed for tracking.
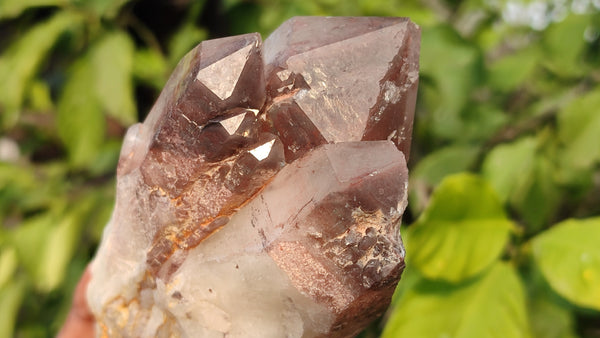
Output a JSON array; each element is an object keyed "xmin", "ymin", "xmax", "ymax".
[{"xmin": 88, "ymin": 16, "xmax": 420, "ymax": 338}]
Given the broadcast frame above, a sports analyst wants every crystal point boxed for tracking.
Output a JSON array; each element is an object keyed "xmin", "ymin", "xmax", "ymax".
[{"xmin": 88, "ymin": 16, "xmax": 420, "ymax": 338}]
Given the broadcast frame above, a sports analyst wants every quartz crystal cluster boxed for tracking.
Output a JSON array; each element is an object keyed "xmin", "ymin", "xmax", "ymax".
[{"xmin": 88, "ymin": 16, "xmax": 420, "ymax": 338}]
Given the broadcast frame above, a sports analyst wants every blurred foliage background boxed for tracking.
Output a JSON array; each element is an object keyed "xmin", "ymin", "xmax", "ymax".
[{"xmin": 0, "ymin": 0, "xmax": 599, "ymax": 337}]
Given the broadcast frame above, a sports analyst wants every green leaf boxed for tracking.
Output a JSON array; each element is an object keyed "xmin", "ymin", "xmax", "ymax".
[
  {"xmin": 515, "ymin": 154, "xmax": 561, "ymax": 230},
  {"xmin": 489, "ymin": 46, "xmax": 539, "ymax": 92},
  {"xmin": 87, "ymin": 188, "xmax": 116, "ymax": 242},
  {"xmin": 50, "ymin": 255, "xmax": 89, "ymax": 333},
  {"xmin": 383, "ymin": 262, "xmax": 530, "ymax": 337},
  {"xmin": 0, "ymin": 11, "xmax": 80, "ymax": 128},
  {"xmin": 529, "ymin": 297, "xmax": 578, "ymax": 338},
  {"xmin": 407, "ymin": 173, "xmax": 513, "ymax": 282},
  {"xmin": 133, "ymin": 48, "xmax": 168, "ymax": 89},
  {"xmin": 0, "ymin": 162, "xmax": 69, "ymax": 218},
  {"xmin": 542, "ymin": 14, "xmax": 591, "ymax": 77},
  {"xmin": 88, "ymin": 140, "xmax": 122, "ymax": 176},
  {"xmin": 0, "ymin": 164, "xmax": 36, "ymax": 218},
  {"xmin": 9, "ymin": 212, "xmax": 54, "ymax": 289},
  {"xmin": 226, "ymin": 2, "xmax": 263, "ymax": 35},
  {"xmin": 411, "ymin": 145, "xmax": 480, "ymax": 187},
  {"xmin": 558, "ymin": 88, "xmax": 600, "ymax": 171},
  {"xmin": 39, "ymin": 201, "xmax": 91, "ymax": 291},
  {"xmin": 419, "ymin": 25, "xmax": 483, "ymax": 140},
  {"xmin": 0, "ymin": 278, "xmax": 26, "ymax": 338},
  {"xmin": 168, "ymin": 24, "xmax": 207, "ymax": 67},
  {"xmin": 358, "ymin": 0, "xmax": 438, "ymax": 26},
  {"xmin": 524, "ymin": 259, "xmax": 579, "ymax": 338},
  {"xmin": 409, "ymin": 145, "xmax": 479, "ymax": 214},
  {"xmin": 10, "ymin": 198, "xmax": 92, "ymax": 292},
  {"xmin": 391, "ymin": 263, "xmax": 422, "ymax": 306},
  {"xmin": 482, "ymin": 137, "xmax": 537, "ymax": 202},
  {"xmin": 460, "ymin": 103, "xmax": 508, "ymax": 142},
  {"xmin": 532, "ymin": 217, "xmax": 600, "ymax": 311},
  {"xmin": 482, "ymin": 136, "xmax": 561, "ymax": 229},
  {"xmin": 27, "ymin": 79, "xmax": 54, "ymax": 112},
  {"xmin": 0, "ymin": 247, "xmax": 18, "ymax": 290},
  {"xmin": 0, "ymin": 0, "xmax": 66, "ymax": 20},
  {"xmin": 73, "ymin": 0, "xmax": 131, "ymax": 18},
  {"xmin": 57, "ymin": 57, "xmax": 106, "ymax": 168},
  {"xmin": 58, "ymin": 31, "xmax": 138, "ymax": 166},
  {"xmin": 90, "ymin": 32, "xmax": 137, "ymax": 126}
]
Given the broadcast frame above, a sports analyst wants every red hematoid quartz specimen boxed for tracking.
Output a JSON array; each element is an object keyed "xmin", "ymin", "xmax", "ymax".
[{"xmin": 87, "ymin": 17, "xmax": 420, "ymax": 338}]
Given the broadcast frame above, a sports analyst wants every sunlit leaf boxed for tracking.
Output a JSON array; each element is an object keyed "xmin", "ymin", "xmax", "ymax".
[
  {"xmin": 27, "ymin": 79, "xmax": 54, "ymax": 112},
  {"xmin": 57, "ymin": 57, "xmax": 106, "ymax": 168},
  {"xmin": 461, "ymin": 103, "xmax": 508, "ymax": 142},
  {"xmin": 489, "ymin": 46, "xmax": 539, "ymax": 91},
  {"xmin": 0, "ymin": 162, "xmax": 69, "ymax": 218},
  {"xmin": 522, "ymin": 261, "xmax": 579, "ymax": 338},
  {"xmin": 133, "ymin": 48, "xmax": 168, "ymax": 89},
  {"xmin": 409, "ymin": 145, "xmax": 479, "ymax": 214},
  {"xmin": 73, "ymin": 0, "xmax": 131, "ymax": 18},
  {"xmin": 529, "ymin": 297, "xmax": 578, "ymax": 338},
  {"xmin": 39, "ymin": 199, "xmax": 92, "ymax": 291},
  {"xmin": 258, "ymin": 1, "xmax": 317, "ymax": 35},
  {"xmin": 383, "ymin": 262, "xmax": 530, "ymax": 337},
  {"xmin": 390, "ymin": 263, "xmax": 422, "ymax": 306},
  {"xmin": 419, "ymin": 25, "xmax": 483, "ymax": 140},
  {"xmin": 0, "ymin": 247, "xmax": 18, "ymax": 289},
  {"xmin": 358, "ymin": 0, "xmax": 438, "ymax": 26},
  {"xmin": 88, "ymin": 140, "xmax": 122, "ymax": 176},
  {"xmin": 87, "ymin": 187, "xmax": 116, "ymax": 242},
  {"xmin": 9, "ymin": 212, "xmax": 54, "ymax": 289},
  {"xmin": 412, "ymin": 145, "xmax": 480, "ymax": 187},
  {"xmin": 515, "ymin": 154, "xmax": 560, "ymax": 230},
  {"xmin": 407, "ymin": 173, "xmax": 513, "ymax": 282},
  {"xmin": 0, "ymin": 0, "xmax": 66, "ymax": 19},
  {"xmin": 50, "ymin": 255, "xmax": 89, "ymax": 333},
  {"xmin": 542, "ymin": 14, "xmax": 591, "ymax": 77},
  {"xmin": 90, "ymin": 31, "xmax": 137, "ymax": 126},
  {"xmin": 482, "ymin": 135, "xmax": 561, "ymax": 229},
  {"xmin": 9, "ymin": 197, "xmax": 92, "ymax": 292},
  {"xmin": 0, "ymin": 11, "xmax": 80, "ymax": 128},
  {"xmin": 0, "ymin": 278, "xmax": 26, "ymax": 338},
  {"xmin": 532, "ymin": 217, "xmax": 600, "ymax": 310},
  {"xmin": 558, "ymin": 88, "xmax": 600, "ymax": 171},
  {"xmin": 0, "ymin": 164, "xmax": 36, "ymax": 209},
  {"xmin": 483, "ymin": 137, "xmax": 537, "ymax": 202},
  {"xmin": 168, "ymin": 24, "xmax": 207, "ymax": 67}
]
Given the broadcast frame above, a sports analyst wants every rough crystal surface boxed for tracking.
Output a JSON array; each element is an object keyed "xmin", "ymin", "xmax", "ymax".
[{"xmin": 88, "ymin": 16, "xmax": 420, "ymax": 338}]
